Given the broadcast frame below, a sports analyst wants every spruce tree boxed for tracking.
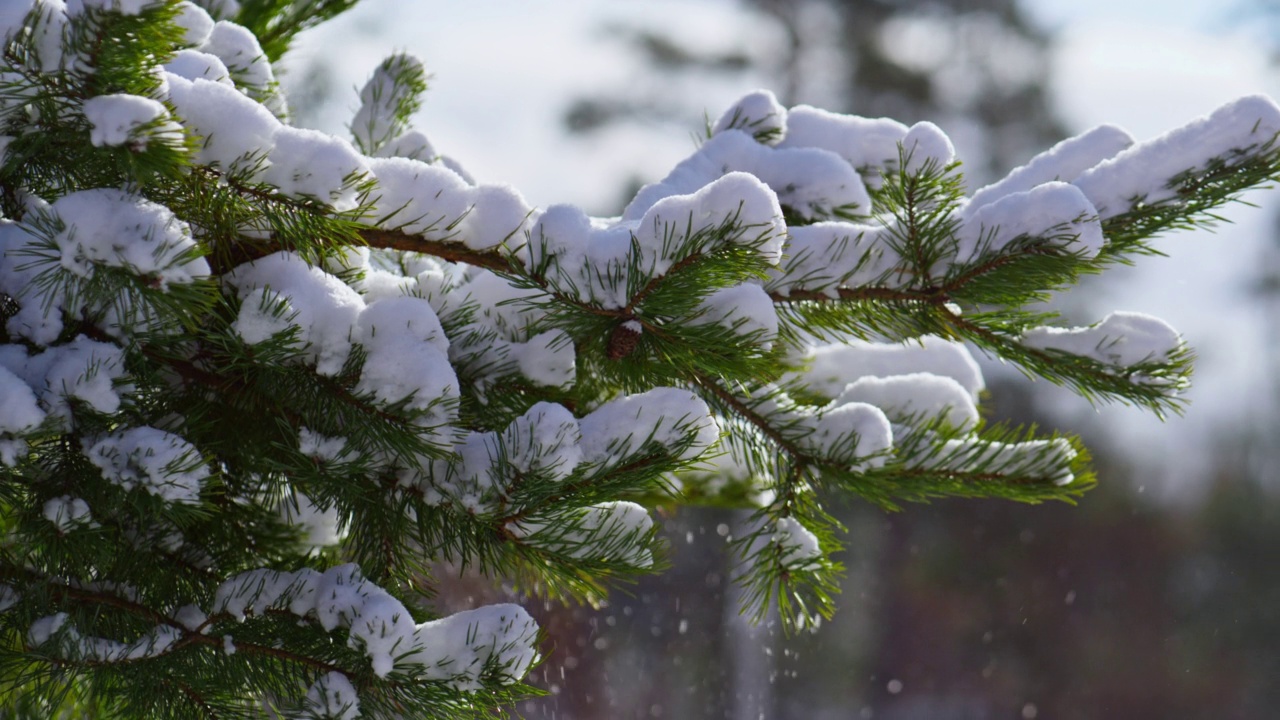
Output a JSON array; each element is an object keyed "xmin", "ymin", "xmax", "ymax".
[{"xmin": 0, "ymin": 2, "xmax": 1277, "ymax": 717}]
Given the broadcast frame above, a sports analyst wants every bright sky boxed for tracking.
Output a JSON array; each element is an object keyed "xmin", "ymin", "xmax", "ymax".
[
  {"xmin": 283, "ymin": 0, "xmax": 1280, "ymax": 497},
  {"xmin": 1043, "ymin": 8, "xmax": 1280, "ymax": 493}
]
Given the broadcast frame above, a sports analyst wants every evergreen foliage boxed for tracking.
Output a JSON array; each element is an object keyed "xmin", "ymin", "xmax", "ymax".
[{"xmin": 0, "ymin": 2, "xmax": 1276, "ymax": 717}]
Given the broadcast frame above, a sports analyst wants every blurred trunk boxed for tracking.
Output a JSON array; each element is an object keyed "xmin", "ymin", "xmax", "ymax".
[{"xmin": 724, "ymin": 510, "xmax": 777, "ymax": 720}]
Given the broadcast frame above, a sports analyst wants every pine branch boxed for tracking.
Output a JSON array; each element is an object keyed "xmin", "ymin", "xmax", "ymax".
[
  {"xmin": 359, "ymin": 228, "xmax": 512, "ymax": 273},
  {"xmin": 1099, "ymin": 141, "xmax": 1280, "ymax": 258},
  {"xmin": 6, "ymin": 4, "xmax": 1280, "ymax": 712},
  {"xmin": 942, "ymin": 309, "xmax": 1191, "ymax": 414},
  {"xmin": 235, "ymin": 0, "xmax": 364, "ymax": 61}
]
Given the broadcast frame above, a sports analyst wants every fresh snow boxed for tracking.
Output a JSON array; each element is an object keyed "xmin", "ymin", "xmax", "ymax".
[
  {"xmin": 626, "ymin": 130, "xmax": 870, "ymax": 222},
  {"xmin": 46, "ymin": 189, "xmax": 209, "ymax": 285},
  {"xmin": 499, "ymin": 402, "xmax": 583, "ymax": 481},
  {"xmin": 531, "ymin": 172, "xmax": 784, "ymax": 310},
  {"xmin": 374, "ymin": 128, "xmax": 438, "ymax": 162},
  {"xmin": 690, "ymin": 282, "xmax": 778, "ymax": 350},
  {"xmin": 968, "ymin": 124, "xmax": 1134, "ymax": 211},
  {"xmin": 774, "ymin": 517, "xmax": 822, "ymax": 569},
  {"xmin": 777, "ymin": 105, "xmax": 909, "ymax": 187},
  {"xmin": 404, "ymin": 401, "xmax": 579, "ymax": 511},
  {"xmin": 835, "ymin": 373, "xmax": 979, "ymax": 430},
  {"xmin": 173, "ymin": 1, "xmax": 215, "ymax": 47},
  {"xmin": 302, "ymin": 672, "xmax": 360, "ymax": 720},
  {"xmin": 1021, "ymin": 311, "xmax": 1184, "ymax": 369},
  {"xmin": 767, "ymin": 221, "xmax": 898, "ymax": 297},
  {"xmin": 352, "ymin": 54, "xmax": 424, "ymax": 153},
  {"xmin": 264, "ymin": 126, "xmax": 370, "ymax": 211},
  {"xmin": 0, "ymin": 191, "xmax": 208, "ymax": 344},
  {"xmin": 85, "ymin": 427, "xmax": 208, "ymax": 504},
  {"xmin": 200, "ymin": 19, "xmax": 283, "ymax": 115},
  {"xmin": 0, "ymin": 2, "xmax": 37, "ymax": 45},
  {"xmin": 27, "ymin": 611, "xmax": 184, "ymax": 662},
  {"xmin": 1074, "ymin": 94, "xmax": 1280, "ymax": 217},
  {"xmin": 513, "ymin": 330, "xmax": 576, "ymax": 387},
  {"xmin": 354, "ymin": 310, "xmax": 458, "ymax": 435},
  {"xmin": 924, "ymin": 437, "xmax": 1079, "ymax": 487},
  {"xmin": 507, "ymin": 501, "xmax": 657, "ymax": 568},
  {"xmin": 211, "ymin": 564, "xmax": 539, "ymax": 686},
  {"xmin": 404, "ymin": 604, "xmax": 540, "ymax": 689},
  {"xmin": 164, "ymin": 49, "xmax": 233, "ymax": 85},
  {"xmin": 298, "ymin": 428, "xmax": 348, "ymax": 463},
  {"xmin": 362, "ymin": 156, "xmax": 530, "ymax": 250},
  {"xmin": 42, "ymin": 495, "xmax": 93, "ymax": 532},
  {"xmin": 793, "ymin": 397, "xmax": 893, "ymax": 465},
  {"xmin": 954, "ymin": 181, "xmax": 1104, "ymax": 263},
  {"xmin": 0, "ymin": 363, "xmax": 45, "ymax": 451},
  {"xmin": 172, "ymin": 605, "xmax": 208, "ymax": 632},
  {"xmin": 578, "ymin": 387, "xmax": 718, "ymax": 465},
  {"xmin": 2, "ymin": 20, "xmax": 1268, "ymax": 705},
  {"xmin": 164, "ymin": 74, "xmax": 280, "ymax": 174},
  {"xmin": 901, "ymin": 121, "xmax": 955, "ymax": 175},
  {"xmin": 801, "ymin": 336, "xmax": 986, "ymax": 401},
  {"xmin": 712, "ymin": 89, "xmax": 787, "ymax": 144},
  {"xmin": 279, "ymin": 491, "xmax": 346, "ymax": 550},
  {"xmin": 83, "ymin": 94, "xmax": 181, "ymax": 148},
  {"xmin": 17, "ymin": 336, "xmax": 131, "ymax": 423},
  {"xmin": 28, "ymin": 1, "xmax": 66, "ymax": 73},
  {"xmin": 228, "ymin": 252, "xmax": 365, "ymax": 376}
]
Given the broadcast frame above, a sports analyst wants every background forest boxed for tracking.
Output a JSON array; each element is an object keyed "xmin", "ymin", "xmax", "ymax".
[{"xmin": 281, "ymin": 1, "xmax": 1280, "ymax": 718}]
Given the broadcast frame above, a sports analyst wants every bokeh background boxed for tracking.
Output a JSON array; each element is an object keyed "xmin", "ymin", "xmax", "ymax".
[{"xmin": 283, "ymin": 2, "xmax": 1280, "ymax": 717}]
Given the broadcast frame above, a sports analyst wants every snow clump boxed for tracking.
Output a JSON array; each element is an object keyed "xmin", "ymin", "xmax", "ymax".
[
  {"xmin": 27, "ymin": 611, "xmax": 183, "ymax": 662},
  {"xmin": 85, "ymin": 427, "xmax": 209, "ymax": 505},
  {"xmin": 0, "ymin": 363, "xmax": 45, "ymax": 465},
  {"xmin": 968, "ymin": 124, "xmax": 1134, "ymax": 210},
  {"xmin": 83, "ymin": 94, "xmax": 183, "ymax": 149},
  {"xmin": 211, "ymin": 564, "xmax": 540, "ymax": 687},
  {"xmin": 8, "ymin": 336, "xmax": 131, "ymax": 423},
  {"xmin": 774, "ymin": 517, "xmax": 822, "ymax": 570},
  {"xmin": 1021, "ymin": 311, "xmax": 1184, "ymax": 371},
  {"xmin": 508, "ymin": 501, "xmax": 657, "ymax": 568},
  {"xmin": 777, "ymin": 105, "xmax": 908, "ymax": 187},
  {"xmin": 626, "ymin": 130, "xmax": 869, "ymax": 222},
  {"xmin": 42, "ymin": 496, "xmax": 93, "ymax": 532},
  {"xmin": 301, "ymin": 672, "xmax": 360, "ymax": 720},
  {"xmin": 1074, "ymin": 95, "xmax": 1280, "ymax": 217},
  {"xmin": 712, "ymin": 89, "xmax": 788, "ymax": 143}
]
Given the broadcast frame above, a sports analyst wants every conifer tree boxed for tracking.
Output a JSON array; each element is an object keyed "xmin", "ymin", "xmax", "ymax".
[{"xmin": 1, "ymin": 2, "xmax": 1277, "ymax": 717}]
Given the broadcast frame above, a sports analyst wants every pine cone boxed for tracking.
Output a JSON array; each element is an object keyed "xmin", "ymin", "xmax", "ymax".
[{"xmin": 607, "ymin": 319, "xmax": 643, "ymax": 360}]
